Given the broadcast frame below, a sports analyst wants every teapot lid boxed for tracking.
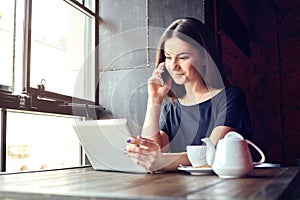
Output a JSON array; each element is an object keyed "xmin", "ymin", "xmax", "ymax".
[{"xmin": 224, "ymin": 131, "xmax": 244, "ymax": 141}]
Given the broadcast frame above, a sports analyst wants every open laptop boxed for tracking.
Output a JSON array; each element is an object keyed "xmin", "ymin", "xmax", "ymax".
[{"xmin": 73, "ymin": 118, "xmax": 148, "ymax": 173}]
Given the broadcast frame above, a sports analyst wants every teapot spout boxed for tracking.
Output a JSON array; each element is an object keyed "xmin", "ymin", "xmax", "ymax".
[{"xmin": 201, "ymin": 138, "xmax": 216, "ymax": 166}]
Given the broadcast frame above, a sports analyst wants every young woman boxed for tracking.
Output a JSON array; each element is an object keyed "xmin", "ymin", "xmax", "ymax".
[{"xmin": 125, "ymin": 17, "xmax": 253, "ymax": 172}]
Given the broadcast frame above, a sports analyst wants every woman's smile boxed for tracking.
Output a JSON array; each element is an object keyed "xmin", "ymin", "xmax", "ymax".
[{"xmin": 171, "ymin": 71, "xmax": 184, "ymax": 77}]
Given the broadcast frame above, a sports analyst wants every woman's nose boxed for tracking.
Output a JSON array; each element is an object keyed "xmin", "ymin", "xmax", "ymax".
[{"xmin": 170, "ymin": 58, "xmax": 179, "ymax": 71}]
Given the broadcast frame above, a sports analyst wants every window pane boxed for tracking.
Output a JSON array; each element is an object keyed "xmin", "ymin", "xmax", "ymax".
[
  {"xmin": 30, "ymin": 0, "xmax": 95, "ymax": 101},
  {"xmin": 74, "ymin": 0, "xmax": 95, "ymax": 12},
  {"xmin": 85, "ymin": 0, "xmax": 95, "ymax": 12},
  {"xmin": 6, "ymin": 110, "xmax": 82, "ymax": 172},
  {"xmin": 0, "ymin": 0, "xmax": 14, "ymax": 87}
]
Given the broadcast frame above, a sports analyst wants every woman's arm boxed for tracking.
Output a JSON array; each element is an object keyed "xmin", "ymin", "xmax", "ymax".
[
  {"xmin": 158, "ymin": 153, "xmax": 191, "ymax": 171},
  {"xmin": 126, "ymin": 126, "xmax": 235, "ymax": 172},
  {"xmin": 141, "ymin": 100, "xmax": 170, "ymax": 152},
  {"xmin": 141, "ymin": 62, "xmax": 172, "ymax": 148},
  {"xmin": 210, "ymin": 126, "xmax": 236, "ymax": 145},
  {"xmin": 141, "ymin": 99, "xmax": 163, "ymax": 146}
]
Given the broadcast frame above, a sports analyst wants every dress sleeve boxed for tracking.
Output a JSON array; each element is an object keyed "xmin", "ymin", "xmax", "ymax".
[
  {"xmin": 214, "ymin": 86, "xmax": 253, "ymax": 140},
  {"xmin": 159, "ymin": 101, "xmax": 180, "ymax": 139}
]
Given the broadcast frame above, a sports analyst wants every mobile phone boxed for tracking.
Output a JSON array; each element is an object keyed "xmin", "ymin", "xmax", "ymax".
[
  {"xmin": 161, "ymin": 67, "xmax": 170, "ymax": 84},
  {"xmin": 160, "ymin": 67, "xmax": 185, "ymax": 98}
]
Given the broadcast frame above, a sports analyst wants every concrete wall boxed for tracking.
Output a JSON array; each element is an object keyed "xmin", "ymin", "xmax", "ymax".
[{"xmin": 98, "ymin": 0, "xmax": 205, "ymax": 134}]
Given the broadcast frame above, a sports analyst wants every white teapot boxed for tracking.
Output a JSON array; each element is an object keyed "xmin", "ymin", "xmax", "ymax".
[{"xmin": 201, "ymin": 131, "xmax": 265, "ymax": 178}]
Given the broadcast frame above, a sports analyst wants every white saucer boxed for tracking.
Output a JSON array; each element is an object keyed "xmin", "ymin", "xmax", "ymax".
[{"xmin": 178, "ymin": 166, "xmax": 214, "ymax": 175}]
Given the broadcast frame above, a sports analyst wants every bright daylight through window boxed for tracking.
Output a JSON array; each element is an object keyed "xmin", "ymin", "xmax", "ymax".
[
  {"xmin": 6, "ymin": 111, "xmax": 82, "ymax": 172},
  {"xmin": 0, "ymin": 0, "xmax": 14, "ymax": 87},
  {"xmin": 0, "ymin": 0, "xmax": 97, "ymax": 172},
  {"xmin": 30, "ymin": 0, "xmax": 95, "ymax": 100}
]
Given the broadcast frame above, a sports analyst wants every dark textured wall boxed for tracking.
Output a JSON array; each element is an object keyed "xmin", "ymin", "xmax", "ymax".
[
  {"xmin": 98, "ymin": 0, "xmax": 205, "ymax": 133},
  {"xmin": 222, "ymin": 0, "xmax": 300, "ymax": 166}
]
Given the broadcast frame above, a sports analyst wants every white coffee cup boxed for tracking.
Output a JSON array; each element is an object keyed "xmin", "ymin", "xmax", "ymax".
[{"xmin": 186, "ymin": 145, "xmax": 208, "ymax": 167}]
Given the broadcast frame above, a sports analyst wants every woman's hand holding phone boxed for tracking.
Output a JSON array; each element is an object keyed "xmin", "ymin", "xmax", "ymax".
[{"xmin": 147, "ymin": 62, "xmax": 172, "ymax": 104}]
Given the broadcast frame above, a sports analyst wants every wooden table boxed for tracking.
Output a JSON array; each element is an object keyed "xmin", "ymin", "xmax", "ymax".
[{"xmin": 0, "ymin": 166, "xmax": 299, "ymax": 200}]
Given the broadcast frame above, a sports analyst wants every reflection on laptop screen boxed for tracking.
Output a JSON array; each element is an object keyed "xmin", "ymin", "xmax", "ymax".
[{"xmin": 73, "ymin": 118, "xmax": 148, "ymax": 173}]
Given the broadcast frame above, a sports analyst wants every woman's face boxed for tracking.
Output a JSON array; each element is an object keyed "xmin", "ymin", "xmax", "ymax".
[{"xmin": 164, "ymin": 37, "xmax": 203, "ymax": 85}]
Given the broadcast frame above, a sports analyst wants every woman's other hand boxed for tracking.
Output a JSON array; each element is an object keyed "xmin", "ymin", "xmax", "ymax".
[
  {"xmin": 148, "ymin": 62, "xmax": 172, "ymax": 105},
  {"xmin": 125, "ymin": 136, "xmax": 162, "ymax": 172}
]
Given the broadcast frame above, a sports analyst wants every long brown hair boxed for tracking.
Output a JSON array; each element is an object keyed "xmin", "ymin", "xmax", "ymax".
[{"xmin": 156, "ymin": 17, "xmax": 228, "ymax": 99}]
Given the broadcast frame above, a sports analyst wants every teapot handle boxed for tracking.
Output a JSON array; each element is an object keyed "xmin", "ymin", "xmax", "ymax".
[{"xmin": 246, "ymin": 140, "xmax": 266, "ymax": 166}]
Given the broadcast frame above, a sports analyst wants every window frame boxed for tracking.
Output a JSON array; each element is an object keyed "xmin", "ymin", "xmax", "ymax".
[
  {"xmin": 0, "ymin": 0, "xmax": 101, "ymax": 172},
  {"xmin": 0, "ymin": 0, "xmax": 102, "ymax": 118}
]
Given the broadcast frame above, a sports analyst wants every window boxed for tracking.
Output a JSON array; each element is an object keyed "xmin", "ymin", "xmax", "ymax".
[
  {"xmin": 0, "ymin": 0, "xmax": 100, "ymax": 172},
  {"xmin": 30, "ymin": 0, "xmax": 95, "ymax": 100},
  {"xmin": 0, "ymin": 0, "xmax": 14, "ymax": 87},
  {"xmin": 0, "ymin": 0, "xmax": 100, "ymax": 110},
  {"xmin": 6, "ymin": 110, "xmax": 82, "ymax": 172}
]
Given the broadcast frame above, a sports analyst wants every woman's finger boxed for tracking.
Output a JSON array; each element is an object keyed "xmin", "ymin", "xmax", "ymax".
[
  {"xmin": 125, "ymin": 144, "xmax": 157, "ymax": 157},
  {"xmin": 148, "ymin": 75, "xmax": 164, "ymax": 86},
  {"xmin": 126, "ymin": 147, "xmax": 157, "ymax": 160},
  {"xmin": 126, "ymin": 154, "xmax": 154, "ymax": 172},
  {"xmin": 155, "ymin": 62, "xmax": 165, "ymax": 70},
  {"xmin": 127, "ymin": 136, "xmax": 160, "ymax": 150},
  {"xmin": 152, "ymin": 62, "xmax": 165, "ymax": 76},
  {"xmin": 153, "ymin": 67, "xmax": 164, "ymax": 76},
  {"xmin": 126, "ymin": 149, "xmax": 158, "ymax": 171},
  {"xmin": 137, "ymin": 136, "xmax": 160, "ymax": 150}
]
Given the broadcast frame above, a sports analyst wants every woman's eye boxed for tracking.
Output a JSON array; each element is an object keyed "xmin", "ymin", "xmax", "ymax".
[
  {"xmin": 165, "ymin": 56, "xmax": 171, "ymax": 60},
  {"xmin": 179, "ymin": 56, "xmax": 189, "ymax": 60}
]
